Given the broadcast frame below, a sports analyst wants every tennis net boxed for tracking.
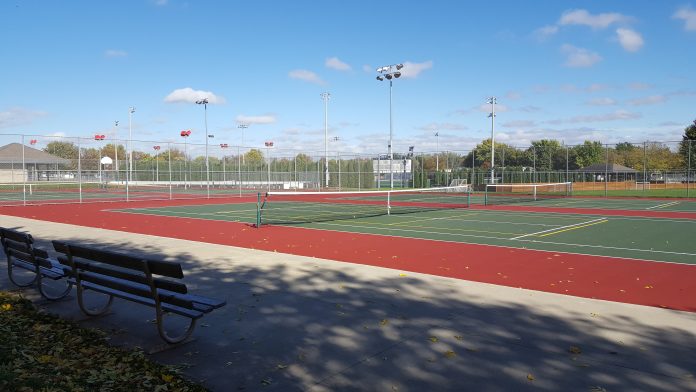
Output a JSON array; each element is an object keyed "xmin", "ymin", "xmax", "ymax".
[
  {"xmin": 257, "ymin": 185, "xmax": 471, "ymax": 226},
  {"xmin": 484, "ymin": 182, "xmax": 572, "ymax": 206}
]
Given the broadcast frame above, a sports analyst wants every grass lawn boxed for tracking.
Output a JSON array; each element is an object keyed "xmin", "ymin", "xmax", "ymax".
[
  {"xmin": 573, "ymin": 188, "xmax": 695, "ymax": 198},
  {"xmin": 0, "ymin": 291, "xmax": 206, "ymax": 392}
]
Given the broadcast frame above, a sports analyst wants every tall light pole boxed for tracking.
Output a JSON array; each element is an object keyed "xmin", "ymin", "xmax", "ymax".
[
  {"xmin": 487, "ymin": 97, "xmax": 497, "ymax": 184},
  {"xmin": 153, "ymin": 145, "xmax": 160, "ymax": 182},
  {"xmin": 196, "ymin": 98, "xmax": 210, "ymax": 196},
  {"xmin": 320, "ymin": 92, "xmax": 331, "ymax": 188},
  {"xmin": 237, "ymin": 123, "xmax": 249, "ymax": 164},
  {"xmin": 128, "ymin": 107, "xmax": 135, "ymax": 181},
  {"xmin": 265, "ymin": 141, "xmax": 274, "ymax": 192},
  {"xmin": 376, "ymin": 63, "xmax": 404, "ymax": 189},
  {"xmin": 113, "ymin": 120, "xmax": 119, "ymax": 181},
  {"xmin": 180, "ymin": 130, "xmax": 191, "ymax": 187},
  {"xmin": 435, "ymin": 131, "xmax": 439, "ymax": 171}
]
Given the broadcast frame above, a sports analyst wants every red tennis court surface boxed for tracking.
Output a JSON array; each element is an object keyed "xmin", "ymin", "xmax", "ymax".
[{"xmin": 2, "ymin": 196, "xmax": 695, "ymax": 312}]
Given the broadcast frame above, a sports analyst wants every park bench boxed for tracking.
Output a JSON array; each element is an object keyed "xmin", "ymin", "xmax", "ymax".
[
  {"xmin": 52, "ymin": 241, "xmax": 226, "ymax": 344},
  {"xmin": 0, "ymin": 227, "xmax": 72, "ymax": 300}
]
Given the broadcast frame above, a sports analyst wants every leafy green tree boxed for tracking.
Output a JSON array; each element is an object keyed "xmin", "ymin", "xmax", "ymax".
[
  {"xmin": 44, "ymin": 141, "xmax": 79, "ymax": 160},
  {"xmin": 573, "ymin": 141, "xmax": 605, "ymax": 168},
  {"xmin": 244, "ymin": 149, "xmax": 266, "ymax": 167},
  {"xmin": 679, "ymin": 119, "xmax": 696, "ymax": 168},
  {"xmin": 527, "ymin": 140, "xmax": 562, "ymax": 171}
]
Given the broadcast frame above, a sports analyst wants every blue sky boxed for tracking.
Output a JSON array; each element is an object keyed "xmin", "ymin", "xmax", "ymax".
[{"xmin": 1, "ymin": 0, "xmax": 695, "ymax": 155}]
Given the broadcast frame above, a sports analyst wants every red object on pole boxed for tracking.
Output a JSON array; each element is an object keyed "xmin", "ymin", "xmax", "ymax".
[
  {"xmin": 29, "ymin": 139, "xmax": 37, "ymax": 145},
  {"xmin": 220, "ymin": 143, "xmax": 228, "ymax": 148},
  {"xmin": 180, "ymin": 130, "xmax": 191, "ymax": 137},
  {"xmin": 153, "ymin": 145, "xmax": 161, "ymax": 151},
  {"xmin": 265, "ymin": 141, "xmax": 274, "ymax": 147}
]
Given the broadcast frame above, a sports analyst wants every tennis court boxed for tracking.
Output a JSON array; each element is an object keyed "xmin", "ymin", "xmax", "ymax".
[{"xmin": 112, "ymin": 187, "xmax": 696, "ymax": 265}]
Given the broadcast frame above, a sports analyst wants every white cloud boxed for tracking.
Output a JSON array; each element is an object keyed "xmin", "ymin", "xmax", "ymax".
[
  {"xmin": 235, "ymin": 114, "xmax": 277, "ymax": 125},
  {"xmin": 561, "ymin": 44, "xmax": 602, "ymax": 67},
  {"xmin": 627, "ymin": 95, "xmax": 667, "ymax": 106},
  {"xmin": 459, "ymin": 103, "xmax": 510, "ymax": 115},
  {"xmin": 0, "ymin": 107, "xmax": 48, "ymax": 129},
  {"xmin": 362, "ymin": 64, "xmax": 372, "ymax": 73},
  {"xmin": 288, "ymin": 69, "xmax": 325, "ymax": 85},
  {"xmin": 153, "ymin": 0, "xmax": 168, "ymax": 5},
  {"xmin": 559, "ymin": 9, "xmax": 631, "ymax": 29},
  {"xmin": 163, "ymin": 88, "xmax": 225, "ymax": 104},
  {"xmin": 399, "ymin": 60, "xmax": 433, "ymax": 79},
  {"xmin": 628, "ymin": 82, "xmax": 651, "ymax": 90},
  {"xmin": 673, "ymin": 6, "xmax": 696, "ymax": 31},
  {"xmin": 616, "ymin": 28, "xmax": 643, "ymax": 52},
  {"xmin": 417, "ymin": 122, "xmax": 468, "ymax": 131},
  {"xmin": 519, "ymin": 105, "xmax": 542, "ymax": 113},
  {"xmin": 546, "ymin": 110, "xmax": 641, "ymax": 124},
  {"xmin": 534, "ymin": 25, "xmax": 559, "ymax": 40},
  {"xmin": 586, "ymin": 97, "xmax": 617, "ymax": 106},
  {"xmin": 505, "ymin": 91, "xmax": 522, "ymax": 100},
  {"xmin": 586, "ymin": 83, "xmax": 609, "ymax": 92},
  {"xmin": 325, "ymin": 57, "xmax": 351, "ymax": 71},
  {"xmin": 105, "ymin": 49, "xmax": 128, "ymax": 58},
  {"xmin": 501, "ymin": 120, "xmax": 537, "ymax": 128}
]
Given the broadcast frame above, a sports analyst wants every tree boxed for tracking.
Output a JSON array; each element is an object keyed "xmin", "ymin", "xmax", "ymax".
[
  {"xmin": 44, "ymin": 141, "xmax": 79, "ymax": 160},
  {"xmin": 573, "ymin": 141, "xmax": 604, "ymax": 168},
  {"xmin": 679, "ymin": 119, "xmax": 696, "ymax": 169},
  {"xmin": 244, "ymin": 149, "xmax": 265, "ymax": 167},
  {"xmin": 527, "ymin": 140, "xmax": 562, "ymax": 171}
]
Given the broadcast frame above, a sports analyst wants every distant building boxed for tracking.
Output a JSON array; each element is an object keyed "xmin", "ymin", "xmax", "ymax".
[
  {"xmin": 575, "ymin": 163, "xmax": 637, "ymax": 181},
  {"xmin": 0, "ymin": 143, "xmax": 70, "ymax": 182}
]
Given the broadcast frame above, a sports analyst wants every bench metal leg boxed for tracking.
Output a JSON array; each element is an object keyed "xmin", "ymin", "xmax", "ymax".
[
  {"xmin": 38, "ymin": 276, "xmax": 73, "ymax": 301},
  {"xmin": 156, "ymin": 309, "xmax": 197, "ymax": 344},
  {"xmin": 7, "ymin": 261, "xmax": 38, "ymax": 287},
  {"xmin": 77, "ymin": 285, "xmax": 114, "ymax": 316}
]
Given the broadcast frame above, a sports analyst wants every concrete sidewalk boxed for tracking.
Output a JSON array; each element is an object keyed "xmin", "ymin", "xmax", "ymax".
[{"xmin": 2, "ymin": 214, "xmax": 696, "ymax": 391}]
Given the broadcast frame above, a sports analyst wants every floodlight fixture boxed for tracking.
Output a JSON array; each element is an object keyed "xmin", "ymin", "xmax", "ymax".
[{"xmin": 375, "ymin": 62, "xmax": 405, "ymax": 189}]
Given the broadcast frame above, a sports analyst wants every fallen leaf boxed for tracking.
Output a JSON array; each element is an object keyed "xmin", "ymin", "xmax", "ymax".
[
  {"xmin": 569, "ymin": 346, "xmax": 582, "ymax": 354},
  {"xmin": 444, "ymin": 350, "xmax": 456, "ymax": 358},
  {"xmin": 527, "ymin": 374, "xmax": 535, "ymax": 381},
  {"xmin": 429, "ymin": 336, "xmax": 439, "ymax": 343}
]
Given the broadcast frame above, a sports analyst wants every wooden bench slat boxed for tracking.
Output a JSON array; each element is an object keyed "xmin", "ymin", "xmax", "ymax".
[
  {"xmin": 0, "ymin": 228, "xmax": 34, "ymax": 243},
  {"xmin": 61, "ymin": 243, "xmax": 184, "ymax": 279},
  {"xmin": 79, "ymin": 271, "xmax": 204, "ymax": 311},
  {"xmin": 7, "ymin": 248, "xmax": 56, "ymax": 270},
  {"xmin": 6, "ymin": 251, "xmax": 67, "ymax": 280},
  {"xmin": 79, "ymin": 281, "xmax": 205, "ymax": 319},
  {"xmin": 69, "ymin": 259, "xmax": 188, "ymax": 294}
]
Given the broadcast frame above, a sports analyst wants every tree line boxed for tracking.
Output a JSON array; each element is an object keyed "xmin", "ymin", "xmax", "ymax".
[{"xmin": 41, "ymin": 119, "xmax": 696, "ymax": 174}]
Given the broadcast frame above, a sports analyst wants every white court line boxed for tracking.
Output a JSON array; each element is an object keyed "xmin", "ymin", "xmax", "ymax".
[
  {"xmin": 509, "ymin": 218, "xmax": 607, "ymax": 240},
  {"xmin": 302, "ymin": 220, "xmax": 696, "ymax": 259},
  {"xmin": 515, "ymin": 238, "xmax": 696, "ymax": 257},
  {"xmin": 646, "ymin": 201, "xmax": 680, "ymax": 210}
]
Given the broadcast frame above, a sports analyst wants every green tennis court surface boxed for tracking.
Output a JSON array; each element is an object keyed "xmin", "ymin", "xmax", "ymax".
[{"xmin": 114, "ymin": 196, "xmax": 696, "ymax": 265}]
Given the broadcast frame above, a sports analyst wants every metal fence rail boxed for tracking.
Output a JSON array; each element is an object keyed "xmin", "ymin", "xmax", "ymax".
[{"xmin": 0, "ymin": 133, "xmax": 693, "ymax": 205}]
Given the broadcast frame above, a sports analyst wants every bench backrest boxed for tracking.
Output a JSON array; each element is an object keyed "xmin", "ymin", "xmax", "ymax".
[
  {"xmin": 0, "ymin": 227, "xmax": 53, "ymax": 269},
  {"xmin": 53, "ymin": 241, "xmax": 192, "ymax": 306}
]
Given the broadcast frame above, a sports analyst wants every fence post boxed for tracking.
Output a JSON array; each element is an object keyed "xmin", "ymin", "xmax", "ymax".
[
  {"xmin": 688, "ymin": 139, "xmax": 692, "ymax": 198},
  {"xmin": 168, "ymin": 143, "xmax": 172, "ymax": 200},
  {"xmin": 21, "ymin": 135, "xmax": 26, "ymax": 205},
  {"xmin": 565, "ymin": 146, "xmax": 569, "ymax": 183},
  {"xmin": 604, "ymin": 143, "xmax": 609, "ymax": 197}
]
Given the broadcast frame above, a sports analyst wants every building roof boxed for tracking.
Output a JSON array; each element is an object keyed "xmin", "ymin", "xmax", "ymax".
[
  {"xmin": 576, "ymin": 163, "xmax": 638, "ymax": 173},
  {"xmin": 0, "ymin": 143, "xmax": 71, "ymax": 165}
]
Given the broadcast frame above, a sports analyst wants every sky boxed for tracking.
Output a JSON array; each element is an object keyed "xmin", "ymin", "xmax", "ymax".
[{"xmin": 1, "ymin": 0, "xmax": 695, "ymax": 156}]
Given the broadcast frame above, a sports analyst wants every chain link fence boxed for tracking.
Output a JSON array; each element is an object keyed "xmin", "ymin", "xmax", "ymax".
[{"xmin": 0, "ymin": 133, "xmax": 693, "ymax": 205}]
